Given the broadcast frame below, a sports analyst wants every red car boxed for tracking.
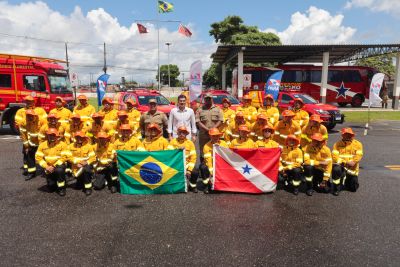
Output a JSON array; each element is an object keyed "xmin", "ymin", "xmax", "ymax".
[
  {"xmin": 195, "ymin": 90, "xmax": 242, "ymax": 111},
  {"xmin": 276, "ymin": 91, "xmax": 344, "ymax": 130},
  {"xmin": 114, "ymin": 89, "xmax": 175, "ymax": 115}
]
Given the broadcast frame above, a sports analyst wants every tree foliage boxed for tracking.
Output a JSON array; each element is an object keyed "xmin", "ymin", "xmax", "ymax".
[
  {"xmin": 356, "ymin": 54, "xmax": 395, "ymax": 79},
  {"xmin": 156, "ymin": 64, "xmax": 180, "ymax": 87}
]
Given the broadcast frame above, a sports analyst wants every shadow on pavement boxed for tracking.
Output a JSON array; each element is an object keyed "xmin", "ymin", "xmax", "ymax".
[{"xmin": 124, "ymin": 204, "xmax": 143, "ymax": 209}]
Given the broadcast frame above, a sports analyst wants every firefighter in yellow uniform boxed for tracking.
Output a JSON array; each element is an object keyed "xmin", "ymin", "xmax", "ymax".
[
  {"xmin": 99, "ymin": 97, "xmax": 118, "ymax": 129},
  {"xmin": 64, "ymin": 114, "xmax": 90, "ymax": 144},
  {"xmin": 273, "ymin": 110, "xmax": 302, "ymax": 148},
  {"xmin": 255, "ymin": 123, "xmax": 279, "ymax": 148},
  {"xmin": 35, "ymin": 128, "xmax": 68, "ymax": 196},
  {"xmin": 230, "ymin": 125, "xmax": 256, "ymax": 149},
  {"xmin": 251, "ymin": 114, "xmax": 269, "ymax": 142},
  {"xmin": 168, "ymin": 126, "xmax": 198, "ymax": 192},
  {"xmin": 49, "ymin": 96, "xmax": 72, "ymax": 127},
  {"xmin": 201, "ymin": 128, "xmax": 228, "ymax": 193},
  {"xmin": 73, "ymin": 95, "xmax": 96, "ymax": 124},
  {"xmin": 87, "ymin": 112, "xmax": 116, "ymax": 144},
  {"xmin": 142, "ymin": 123, "xmax": 170, "ymax": 151},
  {"xmin": 125, "ymin": 99, "xmax": 142, "ymax": 139},
  {"xmin": 38, "ymin": 113, "xmax": 66, "ymax": 143},
  {"xmin": 20, "ymin": 109, "xmax": 44, "ymax": 180},
  {"xmin": 93, "ymin": 132, "xmax": 118, "ymax": 193},
  {"xmin": 257, "ymin": 94, "xmax": 280, "ymax": 126},
  {"xmin": 331, "ymin": 128, "xmax": 363, "ymax": 195},
  {"xmin": 224, "ymin": 112, "xmax": 250, "ymax": 144},
  {"xmin": 113, "ymin": 124, "xmax": 145, "ymax": 153},
  {"xmin": 292, "ymin": 98, "xmax": 309, "ymax": 128},
  {"xmin": 115, "ymin": 110, "xmax": 138, "ymax": 141},
  {"xmin": 15, "ymin": 96, "xmax": 47, "ymax": 128},
  {"xmin": 219, "ymin": 98, "xmax": 236, "ymax": 135},
  {"xmin": 303, "ymin": 133, "xmax": 332, "ymax": 196},
  {"xmin": 65, "ymin": 131, "xmax": 96, "ymax": 196},
  {"xmin": 279, "ymin": 135, "xmax": 303, "ymax": 195},
  {"xmin": 300, "ymin": 114, "xmax": 328, "ymax": 148},
  {"xmin": 236, "ymin": 94, "xmax": 258, "ymax": 123}
]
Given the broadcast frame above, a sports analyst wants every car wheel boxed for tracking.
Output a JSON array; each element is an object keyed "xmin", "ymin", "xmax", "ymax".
[{"xmin": 351, "ymin": 95, "xmax": 364, "ymax": 107}]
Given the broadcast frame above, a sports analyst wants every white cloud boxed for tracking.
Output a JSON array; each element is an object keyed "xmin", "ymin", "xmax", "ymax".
[
  {"xmin": 344, "ymin": 0, "xmax": 400, "ymax": 16},
  {"xmin": 264, "ymin": 6, "xmax": 356, "ymax": 44},
  {"xmin": 0, "ymin": 1, "xmax": 215, "ymax": 84}
]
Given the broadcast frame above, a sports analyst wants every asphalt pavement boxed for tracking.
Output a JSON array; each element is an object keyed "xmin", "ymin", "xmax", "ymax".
[{"xmin": 0, "ymin": 121, "xmax": 399, "ymax": 266}]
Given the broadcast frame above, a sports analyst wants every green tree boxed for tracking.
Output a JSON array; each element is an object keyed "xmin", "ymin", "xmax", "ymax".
[
  {"xmin": 156, "ymin": 64, "xmax": 180, "ymax": 87},
  {"xmin": 356, "ymin": 54, "xmax": 395, "ymax": 79}
]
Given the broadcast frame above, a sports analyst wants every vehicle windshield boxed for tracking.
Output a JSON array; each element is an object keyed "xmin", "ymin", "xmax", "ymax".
[
  {"xmin": 292, "ymin": 93, "xmax": 318, "ymax": 104},
  {"xmin": 201, "ymin": 94, "xmax": 240, "ymax": 105},
  {"xmin": 48, "ymin": 76, "xmax": 73, "ymax": 94},
  {"xmin": 137, "ymin": 95, "xmax": 170, "ymax": 105}
]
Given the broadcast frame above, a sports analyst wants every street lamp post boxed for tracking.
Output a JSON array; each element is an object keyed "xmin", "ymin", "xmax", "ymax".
[{"xmin": 165, "ymin": 42, "xmax": 172, "ymax": 88}]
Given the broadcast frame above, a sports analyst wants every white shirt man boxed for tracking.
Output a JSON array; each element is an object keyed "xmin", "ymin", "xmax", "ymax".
[{"xmin": 168, "ymin": 95, "xmax": 197, "ymax": 141}]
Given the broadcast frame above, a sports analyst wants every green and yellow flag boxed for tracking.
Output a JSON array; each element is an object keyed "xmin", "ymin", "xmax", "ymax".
[
  {"xmin": 117, "ymin": 150, "xmax": 186, "ymax": 194},
  {"xmin": 158, "ymin": 1, "xmax": 174, "ymax": 13}
]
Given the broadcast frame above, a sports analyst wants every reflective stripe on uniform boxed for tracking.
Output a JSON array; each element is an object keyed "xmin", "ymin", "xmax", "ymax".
[
  {"xmin": 202, "ymin": 178, "xmax": 210, "ymax": 184},
  {"xmin": 28, "ymin": 167, "xmax": 36, "ymax": 173},
  {"xmin": 292, "ymin": 180, "xmax": 301, "ymax": 187},
  {"xmin": 57, "ymin": 181, "xmax": 65, "ymax": 188},
  {"xmin": 333, "ymin": 178, "xmax": 341, "ymax": 185},
  {"xmin": 305, "ymin": 176, "xmax": 313, "ymax": 182},
  {"xmin": 84, "ymin": 183, "xmax": 92, "ymax": 189}
]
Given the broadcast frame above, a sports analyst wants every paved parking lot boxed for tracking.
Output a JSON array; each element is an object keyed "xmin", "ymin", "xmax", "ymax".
[{"xmin": 0, "ymin": 121, "xmax": 399, "ymax": 266}]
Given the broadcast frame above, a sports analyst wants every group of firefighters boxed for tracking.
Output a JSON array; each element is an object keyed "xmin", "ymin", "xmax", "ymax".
[{"xmin": 14, "ymin": 92, "xmax": 363, "ymax": 197}]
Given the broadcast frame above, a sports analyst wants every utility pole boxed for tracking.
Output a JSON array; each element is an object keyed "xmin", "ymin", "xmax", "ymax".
[
  {"xmin": 165, "ymin": 42, "xmax": 171, "ymax": 88},
  {"xmin": 103, "ymin": 42, "xmax": 107, "ymax": 74},
  {"xmin": 65, "ymin": 42, "xmax": 76, "ymax": 102}
]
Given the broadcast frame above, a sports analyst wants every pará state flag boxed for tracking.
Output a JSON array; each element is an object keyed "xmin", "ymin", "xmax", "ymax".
[
  {"xmin": 117, "ymin": 149, "xmax": 186, "ymax": 194},
  {"xmin": 213, "ymin": 146, "xmax": 280, "ymax": 194},
  {"xmin": 97, "ymin": 73, "xmax": 110, "ymax": 107},
  {"xmin": 265, "ymin": 70, "xmax": 283, "ymax": 101}
]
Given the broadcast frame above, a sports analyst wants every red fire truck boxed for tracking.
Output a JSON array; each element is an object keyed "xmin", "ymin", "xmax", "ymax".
[
  {"xmin": 233, "ymin": 65, "xmax": 379, "ymax": 107},
  {"xmin": 0, "ymin": 54, "xmax": 74, "ymax": 133}
]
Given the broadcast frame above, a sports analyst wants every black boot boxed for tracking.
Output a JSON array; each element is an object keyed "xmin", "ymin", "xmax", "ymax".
[
  {"xmin": 203, "ymin": 183, "xmax": 209, "ymax": 194},
  {"xmin": 293, "ymin": 188, "xmax": 299, "ymax": 196},
  {"xmin": 85, "ymin": 189, "xmax": 92, "ymax": 196},
  {"xmin": 110, "ymin": 185, "xmax": 117, "ymax": 194},
  {"xmin": 25, "ymin": 173, "xmax": 36, "ymax": 181},
  {"xmin": 58, "ymin": 188, "xmax": 66, "ymax": 197}
]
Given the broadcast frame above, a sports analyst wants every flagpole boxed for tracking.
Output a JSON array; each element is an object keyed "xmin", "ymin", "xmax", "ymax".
[{"xmin": 157, "ymin": 1, "xmax": 161, "ymax": 91}]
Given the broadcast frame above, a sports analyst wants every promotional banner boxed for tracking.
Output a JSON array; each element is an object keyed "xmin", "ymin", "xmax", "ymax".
[
  {"xmin": 96, "ymin": 73, "xmax": 110, "ymax": 106},
  {"xmin": 213, "ymin": 146, "xmax": 280, "ymax": 194},
  {"xmin": 265, "ymin": 70, "xmax": 284, "ymax": 101},
  {"xmin": 189, "ymin": 60, "xmax": 202, "ymax": 101},
  {"xmin": 369, "ymin": 73, "xmax": 384, "ymax": 107},
  {"xmin": 117, "ymin": 150, "xmax": 186, "ymax": 195}
]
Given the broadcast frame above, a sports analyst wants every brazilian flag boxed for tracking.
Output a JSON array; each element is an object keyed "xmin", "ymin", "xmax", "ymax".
[
  {"xmin": 117, "ymin": 150, "xmax": 186, "ymax": 194},
  {"xmin": 158, "ymin": 1, "xmax": 174, "ymax": 13}
]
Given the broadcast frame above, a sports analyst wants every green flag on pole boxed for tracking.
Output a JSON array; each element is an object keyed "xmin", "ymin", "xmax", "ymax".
[
  {"xmin": 158, "ymin": 1, "xmax": 174, "ymax": 13},
  {"xmin": 117, "ymin": 149, "xmax": 186, "ymax": 194}
]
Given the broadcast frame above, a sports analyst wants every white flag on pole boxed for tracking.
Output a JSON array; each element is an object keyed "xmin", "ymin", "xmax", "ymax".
[
  {"xmin": 369, "ymin": 73, "xmax": 384, "ymax": 107},
  {"xmin": 189, "ymin": 60, "xmax": 202, "ymax": 101}
]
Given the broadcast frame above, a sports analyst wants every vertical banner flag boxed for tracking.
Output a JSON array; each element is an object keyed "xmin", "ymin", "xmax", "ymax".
[
  {"xmin": 265, "ymin": 70, "xmax": 284, "ymax": 101},
  {"xmin": 137, "ymin": 23, "xmax": 148, "ymax": 34},
  {"xmin": 158, "ymin": 1, "xmax": 174, "ymax": 13},
  {"xmin": 213, "ymin": 146, "xmax": 280, "ymax": 194},
  {"xmin": 178, "ymin": 24, "xmax": 192, "ymax": 37},
  {"xmin": 189, "ymin": 60, "xmax": 202, "ymax": 101},
  {"xmin": 117, "ymin": 150, "xmax": 186, "ymax": 194},
  {"xmin": 97, "ymin": 74, "xmax": 110, "ymax": 106},
  {"xmin": 369, "ymin": 73, "xmax": 384, "ymax": 107}
]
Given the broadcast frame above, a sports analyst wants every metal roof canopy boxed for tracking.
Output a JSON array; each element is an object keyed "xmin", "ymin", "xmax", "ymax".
[{"xmin": 212, "ymin": 44, "xmax": 400, "ymax": 64}]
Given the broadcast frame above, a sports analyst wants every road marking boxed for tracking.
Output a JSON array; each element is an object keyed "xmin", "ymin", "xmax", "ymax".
[
  {"xmin": 0, "ymin": 136, "xmax": 20, "ymax": 140},
  {"xmin": 385, "ymin": 165, "xmax": 400, "ymax": 171}
]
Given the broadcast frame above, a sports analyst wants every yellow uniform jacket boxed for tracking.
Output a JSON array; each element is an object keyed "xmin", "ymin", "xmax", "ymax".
[
  {"xmin": 168, "ymin": 138, "xmax": 197, "ymax": 172},
  {"xmin": 303, "ymin": 145, "xmax": 332, "ymax": 181},
  {"xmin": 332, "ymin": 139, "xmax": 363, "ymax": 176}
]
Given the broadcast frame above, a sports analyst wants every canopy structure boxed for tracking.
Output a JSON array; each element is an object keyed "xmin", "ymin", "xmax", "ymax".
[{"xmin": 212, "ymin": 44, "xmax": 400, "ymax": 109}]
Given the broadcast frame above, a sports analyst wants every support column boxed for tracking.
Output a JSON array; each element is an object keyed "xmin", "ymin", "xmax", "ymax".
[
  {"xmin": 221, "ymin": 64, "xmax": 226, "ymax": 90},
  {"xmin": 320, "ymin": 51, "xmax": 329, "ymax": 103},
  {"xmin": 238, "ymin": 51, "xmax": 244, "ymax": 98},
  {"xmin": 392, "ymin": 53, "xmax": 400, "ymax": 109}
]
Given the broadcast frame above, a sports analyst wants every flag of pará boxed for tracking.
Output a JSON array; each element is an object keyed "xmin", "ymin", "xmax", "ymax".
[
  {"xmin": 213, "ymin": 146, "xmax": 280, "ymax": 194},
  {"xmin": 97, "ymin": 73, "xmax": 110, "ymax": 106},
  {"xmin": 117, "ymin": 150, "xmax": 186, "ymax": 194}
]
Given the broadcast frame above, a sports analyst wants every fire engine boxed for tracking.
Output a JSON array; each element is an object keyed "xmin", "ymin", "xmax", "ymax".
[{"xmin": 0, "ymin": 54, "xmax": 74, "ymax": 133}]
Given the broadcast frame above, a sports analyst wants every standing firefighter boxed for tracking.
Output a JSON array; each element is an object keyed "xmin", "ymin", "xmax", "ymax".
[
  {"xmin": 195, "ymin": 93, "xmax": 223, "ymax": 155},
  {"xmin": 279, "ymin": 135, "xmax": 303, "ymax": 195},
  {"xmin": 87, "ymin": 112, "xmax": 115, "ymax": 144},
  {"xmin": 49, "ymin": 96, "xmax": 72, "ymax": 126},
  {"xmin": 73, "ymin": 95, "xmax": 96, "ymax": 124},
  {"xmin": 303, "ymin": 133, "xmax": 332, "ymax": 196},
  {"xmin": 236, "ymin": 94, "xmax": 258, "ymax": 123},
  {"xmin": 257, "ymin": 94, "xmax": 280, "ymax": 126},
  {"xmin": 224, "ymin": 112, "xmax": 250, "ymax": 144},
  {"xmin": 251, "ymin": 114, "xmax": 270, "ymax": 142},
  {"xmin": 64, "ymin": 114, "xmax": 90, "ymax": 144},
  {"xmin": 300, "ymin": 114, "xmax": 328, "ymax": 148},
  {"xmin": 20, "ymin": 110, "xmax": 43, "ymax": 180},
  {"xmin": 125, "ymin": 98, "xmax": 142, "ymax": 139},
  {"xmin": 35, "ymin": 128, "xmax": 68, "ymax": 196},
  {"xmin": 99, "ymin": 97, "xmax": 118, "ymax": 129},
  {"xmin": 274, "ymin": 110, "xmax": 302, "ymax": 148},
  {"xmin": 219, "ymin": 98, "xmax": 236, "ymax": 134},
  {"xmin": 168, "ymin": 126, "xmax": 197, "ymax": 192},
  {"xmin": 292, "ymin": 98, "xmax": 310, "ymax": 128},
  {"xmin": 331, "ymin": 128, "xmax": 363, "ymax": 196},
  {"xmin": 93, "ymin": 132, "xmax": 118, "ymax": 193},
  {"xmin": 38, "ymin": 113, "xmax": 66, "ymax": 143},
  {"xmin": 65, "ymin": 131, "xmax": 96, "ymax": 196},
  {"xmin": 200, "ymin": 128, "xmax": 228, "ymax": 194}
]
